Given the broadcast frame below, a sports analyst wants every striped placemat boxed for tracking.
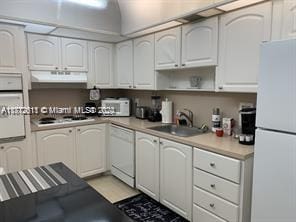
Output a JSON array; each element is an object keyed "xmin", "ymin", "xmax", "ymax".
[{"xmin": 0, "ymin": 165, "xmax": 67, "ymax": 202}]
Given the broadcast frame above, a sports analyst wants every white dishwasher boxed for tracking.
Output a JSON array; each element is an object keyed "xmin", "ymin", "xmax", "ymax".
[{"xmin": 110, "ymin": 125, "xmax": 135, "ymax": 187}]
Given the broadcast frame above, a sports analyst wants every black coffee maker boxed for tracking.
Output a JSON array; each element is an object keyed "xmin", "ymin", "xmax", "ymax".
[
  {"xmin": 147, "ymin": 96, "xmax": 162, "ymax": 122},
  {"xmin": 239, "ymin": 108, "xmax": 256, "ymax": 145}
]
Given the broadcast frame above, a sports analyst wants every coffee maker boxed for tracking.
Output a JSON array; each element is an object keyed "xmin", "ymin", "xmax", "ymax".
[
  {"xmin": 239, "ymin": 107, "xmax": 256, "ymax": 145},
  {"xmin": 147, "ymin": 96, "xmax": 162, "ymax": 122}
]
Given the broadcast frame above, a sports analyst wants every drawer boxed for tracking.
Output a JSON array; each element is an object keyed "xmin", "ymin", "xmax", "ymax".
[
  {"xmin": 194, "ymin": 148, "xmax": 241, "ymax": 183},
  {"xmin": 194, "ymin": 169, "xmax": 240, "ymax": 204},
  {"xmin": 194, "ymin": 187, "xmax": 239, "ymax": 222},
  {"xmin": 193, "ymin": 204, "xmax": 227, "ymax": 222}
]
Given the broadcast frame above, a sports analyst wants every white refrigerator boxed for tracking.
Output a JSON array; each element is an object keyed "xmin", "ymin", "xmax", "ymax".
[{"xmin": 251, "ymin": 39, "xmax": 296, "ymax": 222}]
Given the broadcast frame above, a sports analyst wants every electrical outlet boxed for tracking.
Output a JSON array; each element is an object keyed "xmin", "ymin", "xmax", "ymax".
[{"xmin": 238, "ymin": 102, "xmax": 255, "ymax": 127}]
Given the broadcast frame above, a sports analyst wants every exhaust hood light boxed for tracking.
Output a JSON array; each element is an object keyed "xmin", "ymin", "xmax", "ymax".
[
  {"xmin": 196, "ymin": 8, "xmax": 225, "ymax": 17},
  {"xmin": 217, "ymin": 0, "xmax": 266, "ymax": 11},
  {"xmin": 65, "ymin": 0, "xmax": 108, "ymax": 9}
]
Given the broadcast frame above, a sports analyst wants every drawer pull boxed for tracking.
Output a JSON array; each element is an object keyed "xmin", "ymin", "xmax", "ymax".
[
  {"xmin": 210, "ymin": 162, "xmax": 215, "ymax": 167},
  {"xmin": 153, "ymin": 139, "xmax": 157, "ymax": 143},
  {"xmin": 210, "ymin": 184, "xmax": 216, "ymax": 188},
  {"xmin": 210, "ymin": 203, "xmax": 215, "ymax": 208}
]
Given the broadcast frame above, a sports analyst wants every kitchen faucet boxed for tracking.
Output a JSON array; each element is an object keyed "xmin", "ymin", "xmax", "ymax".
[{"xmin": 176, "ymin": 109, "xmax": 194, "ymax": 127}]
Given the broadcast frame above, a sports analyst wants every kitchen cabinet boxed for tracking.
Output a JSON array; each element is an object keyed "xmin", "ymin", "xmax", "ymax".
[
  {"xmin": 27, "ymin": 34, "xmax": 88, "ymax": 72},
  {"xmin": 76, "ymin": 124, "xmax": 106, "ymax": 178},
  {"xmin": 135, "ymin": 132, "xmax": 159, "ymax": 201},
  {"xmin": 88, "ymin": 41, "xmax": 113, "ymax": 88},
  {"xmin": 133, "ymin": 34, "xmax": 155, "ymax": 89},
  {"xmin": 281, "ymin": 0, "xmax": 296, "ymax": 39},
  {"xmin": 155, "ymin": 27, "xmax": 181, "ymax": 70},
  {"xmin": 0, "ymin": 140, "xmax": 28, "ymax": 173},
  {"xmin": 115, "ymin": 40, "xmax": 133, "ymax": 88},
  {"xmin": 36, "ymin": 127, "xmax": 77, "ymax": 173},
  {"xmin": 181, "ymin": 17, "xmax": 218, "ymax": 68},
  {"xmin": 0, "ymin": 24, "xmax": 25, "ymax": 73},
  {"xmin": 193, "ymin": 148, "xmax": 253, "ymax": 222},
  {"xmin": 160, "ymin": 139, "xmax": 192, "ymax": 220},
  {"xmin": 61, "ymin": 38, "xmax": 88, "ymax": 72},
  {"xmin": 216, "ymin": 2, "xmax": 272, "ymax": 93},
  {"xmin": 27, "ymin": 34, "xmax": 60, "ymax": 71}
]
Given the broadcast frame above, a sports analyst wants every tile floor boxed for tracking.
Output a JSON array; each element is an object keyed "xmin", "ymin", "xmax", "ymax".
[{"xmin": 86, "ymin": 175, "xmax": 140, "ymax": 203}]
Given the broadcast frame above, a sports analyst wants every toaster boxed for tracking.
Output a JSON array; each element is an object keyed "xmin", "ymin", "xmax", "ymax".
[{"xmin": 135, "ymin": 106, "xmax": 149, "ymax": 119}]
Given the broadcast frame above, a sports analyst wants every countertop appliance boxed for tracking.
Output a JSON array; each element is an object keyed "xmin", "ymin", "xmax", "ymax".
[
  {"xmin": 160, "ymin": 98, "xmax": 173, "ymax": 124},
  {"xmin": 251, "ymin": 39, "xmax": 296, "ymax": 222},
  {"xmin": 0, "ymin": 74, "xmax": 25, "ymax": 142},
  {"xmin": 147, "ymin": 96, "xmax": 162, "ymax": 122},
  {"xmin": 239, "ymin": 107, "xmax": 256, "ymax": 145},
  {"xmin": 110, "ymin": 125, "xmax": 135, "ymax": 187},
  {"xmin": 101, "ymin": 98, "xmax": 130, "ymax": 117},
  {"xmin": 135, "ymin": 106, "xmax": 149, "ymax": 119}
]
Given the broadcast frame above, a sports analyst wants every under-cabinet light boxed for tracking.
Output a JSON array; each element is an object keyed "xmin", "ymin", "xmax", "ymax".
[{"xmin": 216, "ymin": 0, "xmax": 266, "ymax": 11}]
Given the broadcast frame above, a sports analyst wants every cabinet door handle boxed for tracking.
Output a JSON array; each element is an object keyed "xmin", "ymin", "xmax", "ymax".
[
  {"xmin": 129, "ymin": 85, "xmax": 132, "ymax": 88},
  {"xmin": 210, "ymin": 203, "xmax": 215, "ymax": 208},
  {"xmin": 210, "ymin": 162, "xmax": 215, "ymax": 167},
  {"xmin": 69, "ymin": 130, "xmax": 72, "ymax": 133},
  {"xmin": 181, "ymin": 64, "xmax": 185, "ymax": 66},
  {"xmin": 55, "ymin": 67, "xmax": 58, "ymax": 70},
  {"xmin": 0, "ymin": 146, "xmax": 4, "ymax": 150},
  {"xmin": 133, "ymin": 86, "xmax": 136, "ymax": 89},
  {"xmin": 218, "ymin": 86, "xmax": 223, "ymax": 90},
  {"xmin": 77, "ymin": 129, "xmax": 80, "ymax": 132},
  {"xmin": 174, "ymin": 64, "xmax": 178, "ymax": 67},
  {"xmin": 210, "ymin": 184, "xmax": 216, "ymax": 188},
  {"xmin": 153, "ymin": 139, "xmax": 157, "ymax": 143},
  {"xmin": 159, "ymin": 141, "xmax": 163, "ymax": 145},
  {"xmin": 64, "ymin": 67, "xmax": 68, "ymax": 70}
]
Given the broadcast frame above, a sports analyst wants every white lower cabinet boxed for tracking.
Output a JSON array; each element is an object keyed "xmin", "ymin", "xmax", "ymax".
[
  {"xmin": 160, "ymin": 139, "xmax": 192, "ymax": 220},
  {"xmin": 135, "ymin": 132, "xmax": 192, "ymax": 220},
  {"xmin": 135, "ymin": 132, "xmax": 160, "ymax": 201},
  {"xmin": 35, "ymin": 124, "xmax": 106, "ymax": 177},
  {"xmin": 76, "ymin": 124, "xmax": 106, "ymax": 178},
  {"xmin": 0, "ymin": 140, "xmax": 29, "ymax": 173},
  {"xmin": 36, "ymin": 127, "xmax": 76, "ymax": 172},
  {"xmin": 193, "ymin": 148, "xmax": 253, "ymax": 222}
]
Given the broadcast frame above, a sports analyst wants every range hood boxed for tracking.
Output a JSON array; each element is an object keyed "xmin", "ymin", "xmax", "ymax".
[{"xmin": 31, "ymin": 71, "xmax": 87, "ymax": 83}]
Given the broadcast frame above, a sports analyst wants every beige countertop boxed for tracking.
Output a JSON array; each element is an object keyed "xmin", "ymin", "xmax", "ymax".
[{"xmin": 31, "ymin": 116, "xmax": 254, "ymax": 160}]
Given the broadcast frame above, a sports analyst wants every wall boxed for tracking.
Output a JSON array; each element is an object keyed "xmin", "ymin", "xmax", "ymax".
[
  {"xmin": 123, "ymin": 90, "xmax": 257, "ymax": 128},
  {"xmin": 118, "ymin": 0, "xmax": 217, "ymax": 34},
  {"xmin": 29, "ymin": 88, "xmax": 257, "ymax": 130}
]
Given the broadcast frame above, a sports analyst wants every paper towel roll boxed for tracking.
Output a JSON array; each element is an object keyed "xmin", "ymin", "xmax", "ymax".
[{"xmin": 160, "ymin": 99, "xmax": 173, "ymax": 124}]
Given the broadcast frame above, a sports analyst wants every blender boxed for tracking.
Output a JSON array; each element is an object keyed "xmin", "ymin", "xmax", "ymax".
[{"xmin": 147, "ymin": 96, "xmax": 162, "ymax": 122}]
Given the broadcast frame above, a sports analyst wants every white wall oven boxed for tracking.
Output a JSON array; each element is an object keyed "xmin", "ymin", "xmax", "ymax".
[{"xmin": 0, "ymin": 74, "xmax": 25, "ymax": 142}]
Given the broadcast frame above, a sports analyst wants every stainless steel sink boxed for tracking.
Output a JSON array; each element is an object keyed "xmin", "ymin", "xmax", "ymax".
[{"xmin": 148, "ymin": 125, "xmax": 207, "ymax": 137}]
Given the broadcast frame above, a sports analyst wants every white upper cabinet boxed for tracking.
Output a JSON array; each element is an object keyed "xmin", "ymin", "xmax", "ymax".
[
  {"xmin": 155, "ymin": 27, "xmax": 181, "ymax": 70},
  {"xmin": 0, "ymin": 24, "xmax": 25, "ymax": 73},
  {"xmin": 282, "ymin": 0, "xmax": 296, "ymax": 39},
  {"xmin": 216, "ymin": 2, "xmax": 272, "ymax": 93},
  {"xmin": 160, "ymin": 139, "xmax": 192, "ymax": 220},
  {"xmin": 27, "ymin": 34, "xmax": 60, "ymax": 71},
  {"xmin": 0, "ymin": 140, "xmax": 28, "ymax": 173},
  {"xmin": 36, "ymin": 127, "xmax": 76, "ymax": 173},
  {"xmin": 181, "ymin": 17, "xmax": 218, "ymax": 68},
  {"xmin": 61, "ymin": 38, "xmax": 88, "ymax": 72},
  {"xmin": 136, "ymin": 132, "xmax": 160, "ymax": 201},
  {"xmin": 88, "ymin": 41, "xmax": 113, "ymax": 88},
  {"xmin": 133, "ymin": 34, "xmax": 155, "ymax": 89},
  {"xmin": 76, "ymin": 124, "xmax": 106, "ymax": 178},
  {"xmin": 116, "ymin": 40, "xmax": 133, "ymax": 88}
]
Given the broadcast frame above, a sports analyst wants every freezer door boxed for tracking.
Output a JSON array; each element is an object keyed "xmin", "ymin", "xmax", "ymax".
[
  {"xmin": 251, "ymin": 129, "xmax": 296, "ymax": 222},
  {"xmin": 256, "ymin": 39, "xmax": 296, "ymax": 133}
]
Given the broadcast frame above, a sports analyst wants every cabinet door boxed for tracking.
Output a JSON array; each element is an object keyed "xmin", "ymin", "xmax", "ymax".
[
  {"xmin": 134, "ymin": 34, "xmax": 155, "ymax": 89},
  {"xmin": 36, "ymin": 128, "xmax": 76, "ymax": 172},
  {"xmin": 155, "ymin": 27, "xmax": 181, "ymax": 70},
  {"xmin": 135, "ymin": 132, "xmax": 159, "ymax": 201},
  {"xmin": 160, "ymin": 139, "xmax": 192, "ymax": 220},
  {"xmin": 0, "ymin": 140, "xmax": 28, "ymax": 173},
  {"xmin": 216, "ymin": 2, "xmax": 272, "ymax": 92},
  {"xmin": 76, "ymin": 124, "xmax": 106, "ymax": 178},
  {"xmin": 88, "ymin": 41, "xmax": 113, "ymax": 88},
  {"xmin": 61, "ymin": 38, "xmax": 88, "ymax": 72},
  {"xmin": 116, "ymin": 40, "xmax": 133, "ymax": 88},
  {"xmin": 27, "ymin": 34, "xmax": 60, "ymax": 71},
  {"xmin": 282, "ymin": 0, "xmax": 296, "ymax": 39},
  {"xmin": 181, "ymin": 17, "xmax": 218, "ymax": 68},
  {"xmin": 0, "ymin": 24, "xmax": 24, "ymax": 73}
]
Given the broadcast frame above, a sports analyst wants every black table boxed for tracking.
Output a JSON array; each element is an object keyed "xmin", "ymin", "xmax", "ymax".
[{"xmin": 0, "ymin": 163, "xmax": 133, "ymax": 222}]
